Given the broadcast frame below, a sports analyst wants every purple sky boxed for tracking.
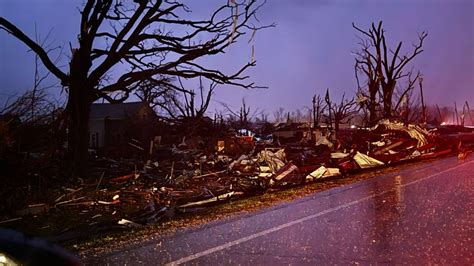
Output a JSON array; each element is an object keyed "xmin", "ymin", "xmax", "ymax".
[{"xmin": 1, "ymin": 0, "xmax": 473, "ymax": 116}]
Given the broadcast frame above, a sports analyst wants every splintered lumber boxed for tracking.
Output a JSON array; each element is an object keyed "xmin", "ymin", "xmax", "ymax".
[
  {"xmin": 97, "ymin": 200, "xmax": 120, "ymax": 205},
  {"xmin": 96, "ymin": 172, "xmax": 105, "ymax": 190},
  {"xmin": 60, "ymin": 201, "xmax": 95, "ymax": 207},
  {"xmin": 374, "ymin": 120, "xmax": 429, "ymax": 147},
  {"xmin": 354, "ymin": 152, "xmax": 384, "ymax": 169},
  {"xmin": 273, "ymin": 163, "xmax": 298, "ymax": 181},
  {"xmin": 416, "ymin": 143, "xmax": 435, "ymax": 152},
  {"xmin": 128, "ymin": 142, "xmax": 144, "ymax": 151},
  {"xmin": 55, "ymin": 187, "xmax": 83, "ymax": 203},
  {"xmin": 324, "ymin": 168, "xmax": 341, "ymax": 177},
  {"xmin": 55, "ymin": 196, "xmax": 86, "ymax": 206},
  {"xmin": 305, "ymin": 165, "xmax": 342, "ymax": 182},
  {"xmin": 331, "ymin": 152, "xmax": 349, "ymax": 159},
  {"xmin": 374, "ymin": 140, "xmax": 404, "ymax": 155},
  {"xmin": 418, "ymin": 149, "xmax": 452, "ymax": 159},
  {"xmin": 54, "ymin": 194, "xmax": 66, "ymax": 203},
  {"xmin": 110, "ymin": 173, "xmax": 139, "ymax": 183},
  {"xmin": 178, "ymin": 191, "xmax": 243, "ymax": 209},
  {"xmin": 192, "ymin": 170, "xmax": 226, "ymax": 179},
  {"xmin": 305, "ymin": 166, "xmax": 327, "ymax": 182}
]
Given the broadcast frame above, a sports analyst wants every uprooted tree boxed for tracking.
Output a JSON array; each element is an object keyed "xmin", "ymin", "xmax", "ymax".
[
  {"xmin": 353, "ymin": 21, "xmax": 427, "ymax": 125},
  {"xmin": 0, "ymin": 0, "xmax": 271, "ymax": 177}
]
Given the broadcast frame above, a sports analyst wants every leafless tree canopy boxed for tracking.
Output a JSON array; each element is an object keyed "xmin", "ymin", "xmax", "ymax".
[
  {"xmin": 0, "ymin": 0, "xmax": 272, "ymax": 176},
  {"xmin": 392, "ymin": 71, "xmax": 424, "ymax": 124},
  {"xmin": 312, "ymin": 94, "xmax": 325, "ymax": 127},
  {"xmin": 353, "ymin": 21, "xmax": 427, "ymax": 123},
  {"xmin": 1, "ymin": 0, "xmax": 272, "ymax": 100},
  {"xmin": 324, "ymin": 89, "xmax": 357, "ymax": 132},
  {"xmin": 221, "ymin": 98, "xmax": 262, "ymax": 128},
  {"xmin": 137, "ymin": 76, "xmax": 216, "ymax": 120},
  {"xmin": 273, "ymin": 107, "xmax": 285, "ymax": 123}
]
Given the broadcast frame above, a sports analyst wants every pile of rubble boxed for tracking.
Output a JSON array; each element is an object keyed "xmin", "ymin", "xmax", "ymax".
[{"xmin": 6, "ymin": 121, "xmax": 474, "ymax": 233}]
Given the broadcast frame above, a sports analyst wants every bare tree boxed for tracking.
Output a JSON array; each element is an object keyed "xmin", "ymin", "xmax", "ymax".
[
  {"xmin": 353, "ymin": 21, "xmax": 427, "ymax": 120},
  {"xmin": 135, "ymin": 76, "xmax": 176, "ymax": 109},
  {"xmin": 138, "ymin": 77, "xmax": 216, "ymax": 120},
  {"xmin": 239, "ymin": 99, "xmax": 251, "ymax": 127},
  {"xmin": 222, "ymin": 98, "xmax": 256, "ymax": 129},
  {"xmin": 1, "ymin": 26, "xmax": 62, "ymax": 125},
  {"xmin": 273, "ymin": 107, "xmax": 285, "ymax": 123},
  {"xmin": 174, "ymin": 77, "xmax": 216, "ymax": 119},
  {"xmin": 312, "ymin": 94, "xmax": 325, "ymax": 128},
  {"xmin": 325, "ymin": 90, "xmax": 357, "ymax": 133},
  {"xmin": 0, "ymin": 0, "xmax": 272, "ymax": 176},
  {"xmin": 418, "ymin": 76, "xmax": 426, "ymax": 124},
  {"xmin": 256, "ymin": 112, "xmax": 269, "ymax": 123},
  {"xmin": 393, "ymin": 71, "xmax": 422, "ymax": 124},
  {"xmin": 0, "ymin": 54, "xmax": 65, "ymax": 158},
  {"xmin": 1, "ymin": 89, "xmax": 57, "ymax": 124},
  {"xmin": 465, "ymin": 101, "xmax": 473, "ymax": 126},
  {"xmin": 354, "ymin": 40, "xmax": 380, "ymax": 126},
  {"xmin": 324, "ymin": 89, "xmax": 333, "ymax": 128}
]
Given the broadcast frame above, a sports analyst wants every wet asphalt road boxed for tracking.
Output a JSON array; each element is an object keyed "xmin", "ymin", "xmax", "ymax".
[{"xmin": 86, "ymin": 156, "xmax": 474, "ymax": 265}]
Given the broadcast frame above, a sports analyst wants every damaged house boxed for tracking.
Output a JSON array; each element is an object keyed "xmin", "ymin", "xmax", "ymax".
[
  {"xmin": 88, "ymin": 102, "xmax": 157, "ymax": 152},
  {"xmin": 273, "ymin": 122, "xmax": 312, "ymax": 143}
]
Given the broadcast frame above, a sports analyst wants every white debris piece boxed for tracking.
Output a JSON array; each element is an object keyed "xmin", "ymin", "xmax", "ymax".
[
  {"xmin": 331, "ymin": 152, "xmax": 349, "ymax": 159},
  {"xmin": 306, "ymin": 166, "xmax": 341, "ymax": 182},
  {"xmin": 118, "ymin": 219, "xmax": 142, "ymax": 228},
  {"xmin": 324, "ymin": 168, "xmax": 341, "ymax": 177},
  {"xmin": 256, "ymin": 149, "xmax": 286, "ymax": 173},
  {"xmin": 315, "ymin": 136, "xmax": 334, "ymax": 149},
  {"xmin": 306, "ymin": 166, "xmax": 327, "ymax": 182},
  {"xmin": 353, "ymin": 152, "xmax": 384, "ymax": 168}
]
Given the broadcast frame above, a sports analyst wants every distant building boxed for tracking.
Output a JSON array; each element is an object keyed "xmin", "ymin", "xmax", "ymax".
[
  {"xmin": 273, "ymin": 122, "xmax": 312, "ymax": 143},
  {"xmin": 89, "ymin": 102, "xmax": 156, "ymax": 149}
]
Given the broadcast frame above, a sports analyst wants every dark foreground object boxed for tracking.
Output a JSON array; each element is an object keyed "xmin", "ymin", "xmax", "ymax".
[
  {"xmin": 87, "ymin": 156, "xmax": 473, "ymax": 265},
  {"xmin": 0, "ymin": 229, "xmax": 80, "ymax": 265}
]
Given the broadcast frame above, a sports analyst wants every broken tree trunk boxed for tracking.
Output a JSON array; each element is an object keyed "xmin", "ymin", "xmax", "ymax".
[
  {"xmin": 66, "ymin": 48, "xmax": 95, "ymax": 178},
  {"xmin": 66, "ymin": 86, "xmax": 93, "ymax": 178},
  {"xmin": 368, "ymin": 81, "xmax": 378, "ymax": 126}
]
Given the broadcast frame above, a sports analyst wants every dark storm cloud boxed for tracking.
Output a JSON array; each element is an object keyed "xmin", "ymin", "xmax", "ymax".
[{"xmin": 0, "ymin": 0, "xmax": 472, "ymax": 114}]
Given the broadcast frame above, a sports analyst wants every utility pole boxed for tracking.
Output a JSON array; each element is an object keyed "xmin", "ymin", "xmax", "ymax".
[
  {"xmin": 312, "ymin": 95, "xmax": 316, "ymax": 128},
  {"xmin": 436, "ymin": 104, "xmax": 443, "ymax": 125},
  {"xmin": 454, "ymin": 102, "xmax": 459, "ymax": 125},
  {"xmin": 466, "ymin": 101, "xmax": 473, "ymax": 125},
  {"xmin": 418, "ymin": 76, "xmax": 426, "ymax": 124},
  {"xmin": 325, "ymin": 89, "xmax": 332, "ymax": 129}
]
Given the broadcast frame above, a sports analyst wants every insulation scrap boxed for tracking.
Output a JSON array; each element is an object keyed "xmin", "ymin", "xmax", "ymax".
[
  {"xmin": 305, "ymin": 166, "xmax": 341, "ymax": 182},
  {"xmin": 305, "ymin": 166, "xmax": 327, "ymax": 182},
  {"xmin": 353, "ymin": 152, "xmax": 385, "ymax": 168},
  {"xmin": 374, "ymin": 120, "xmax": 429, "ymax": 147},
  {"xmin": 331, "ymin": 152, "xmax": 349, "ymax": 159},
  {"xmin": 256, "ymin": 149, "xmax": 286, "ymax": 173}
]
